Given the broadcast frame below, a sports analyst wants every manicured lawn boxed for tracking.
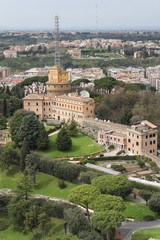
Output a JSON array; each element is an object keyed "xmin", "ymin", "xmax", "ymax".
[
  {"xmin": 132, "ymin": 228, "xmax": 160, "ymax": 240},
  {"xmin": 0, "ymin": 214, "xmax": 65, "ymax": 240},
  {"xmin": 45, "ymin": 126, "xmax": 54, "ymax": 131},
  {"xmin": 0, "ymin": 167, "xmax": 77, "ymax": 199},
  {"xmin": 38, "ymin": 132, "xmax": 105, "ymax": 158},
  {"xmin": 122, "ymin": 201, "xmax": 156, "ymax": 220}
]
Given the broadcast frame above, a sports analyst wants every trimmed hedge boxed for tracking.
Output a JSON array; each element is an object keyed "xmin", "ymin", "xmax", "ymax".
[
  {"xmin": 34, "ymin": 155, "xmax": 81, "ymax": 182},
  {"xmin": 89, "ymin": 155, "xmax": 138, "ymax": 161}
]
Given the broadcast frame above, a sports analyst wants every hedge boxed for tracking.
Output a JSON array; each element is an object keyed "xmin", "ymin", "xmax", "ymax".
[{"xmin": 89, "ymin": 155, "xmax": 138, "ymax": 161}]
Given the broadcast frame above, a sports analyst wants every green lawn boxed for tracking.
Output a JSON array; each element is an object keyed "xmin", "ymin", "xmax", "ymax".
[
  {"xmin": 0, "ymin": 213, "xmax": 65, "ymax": 240},
  {"xmin": 45, "ymin": 126, "xmax": 54, "ymax": 131},
  {"xmin": 38, "ymin": 132, "xmax": 105, "ymax": 158},
  {"xmin": 132, "ymin": 228, "xmax": 160, "ymax": 240},
  {"xmin": 0, "ymin": 167, "xmax": 77, "ymax": 199},
  {"xmin": 122, "ymin": 201, "xmax": 156, "ymax": 220}
]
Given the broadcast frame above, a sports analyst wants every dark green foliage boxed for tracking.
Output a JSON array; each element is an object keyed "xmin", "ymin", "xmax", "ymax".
[
  {"xmin": 18, "ymin": 114, "xmax": 39, "ymax": 149},
  {"xmin": 111, "ymin": 164, "xmax": 126, "ymax": 173},
  {"xmin": 31, "ymin": 154, "xmax": 80, "ymax": 182},
  {"xmin": 36, "ymin": 122, "xmax": 49, "ymax": 150},
  {"xmin": 0, "ymin": 113, "xmax": 7, "ymax": 129},
  {"xmin": 25, "ymin": 152, "xmax": 39, "ymax": 184},
  {"xmin": 64, "ymin": 207, "xmax": 89, "ymax": 235},
  {"xmin": 149, "ymin": 194, "xmax": 160, "ymax": 214},
  {"xmin": 139, "ymin": 190, "xmax": 152, "ymax": 204},
  {"xmin": 137, "ymin": 158, "xmax": 145, "ymax": 168},
  {"xmin": 8, "ymin": 198, "xmax": 33, "ymax": 230},
  {"xmin": 78, "ymin": 229, "xmax": 103, "ymax": 240},
  {"xmin": 94, "ymin": 77, "xmax": 117, "ymax": 93},
  {"xmin": 71, "ymin": 78, "xmax": 90, "ymax": 86},
  {"xmin": 91, "ymin": 175, "xmax": 133, "ymax": 198},
  {"xmin": 0, "ymin": 219, "xmax": 10, "ymax": 231},
  {"xmin": 10, "ymin": 109, "xmax": 35, "ymax": 145},
  {"xmin": 143, "ymin": 215, "xmax": 155, "ymax": 221},
  {"xmin": 81, "ymin": 171, "xmax": 103, "ymax": 184},
  {"xmin": 89, "ymin": 155, "xmax": 138, "ymax": 161},
  {"xmin": 0, "ymin": 147, "xmax": 20, "ymax": 171},
  {"xmin": 16, "ymin": 169, "xmax": 33, "ymax": 200},
  {"xmin": 0, "ymin": 194, "xmax": 11, "ymax": 208},
  {"xmin": 56, "ymin": 127, "xmax": 72, "ymax": 151},
  {"xmin": 58, "ymin": 179, "xmax": 67, "ymax": 189},
  {"xmin": 108, "ymin": 145, "xmax": 115, "ymax": 151},
  {"xmin": 68, "ymin": 118, "xmax": 78, "ymax": 136},
  {"xmin": 20, "ymin": 138, "xmax": 30, "ymax": 172}
]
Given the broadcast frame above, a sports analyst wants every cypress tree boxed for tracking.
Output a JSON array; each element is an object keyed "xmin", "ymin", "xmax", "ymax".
[
  {"xmin": 20, "ymin": 138, "xmax": 30, "ymax": 172},
  {"xmin": 68, "ymin": 118, "xmax": 78, "ymax": 136},
  {"xmin": 56, "ymin": 127, "xmax": 72, "ymax": 151},
  {"xmin": 36, "ymin": 122, "xmax": 49, "ymax": 150}
]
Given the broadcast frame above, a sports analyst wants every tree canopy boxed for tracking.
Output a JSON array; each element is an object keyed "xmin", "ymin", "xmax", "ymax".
[
  {"xmin": 56, "ymin": 127, "xmax": 72, "ymax": 151},
  {"xmin": 91, "ymin": 175, "xmax": 133, "ymax": 198}
]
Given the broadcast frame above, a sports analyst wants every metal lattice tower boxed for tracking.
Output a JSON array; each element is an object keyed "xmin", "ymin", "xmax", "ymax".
[{"xmin": 54, "ymin": 16, "xmax": 60, "ymax": 66}]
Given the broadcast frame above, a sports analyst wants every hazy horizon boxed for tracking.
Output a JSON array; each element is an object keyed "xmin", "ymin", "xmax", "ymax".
[{"xmin": 1, "ymin": 0, "xmax": 160, "ymax": 31}]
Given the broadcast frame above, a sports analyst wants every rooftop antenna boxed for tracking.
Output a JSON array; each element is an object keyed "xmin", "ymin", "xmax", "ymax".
[{"xmin": 54, "ymin": 15, "xmax": 60, "ymax": 66}]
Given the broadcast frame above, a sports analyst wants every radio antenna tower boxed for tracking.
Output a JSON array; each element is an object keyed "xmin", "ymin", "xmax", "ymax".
[
  {"xmin": 54, "ymin": 16, "xmax": 60, "ymax": 66},
  {"xmin": 96, "ymin": 4, "xmax": 98, "ymax": 32}
]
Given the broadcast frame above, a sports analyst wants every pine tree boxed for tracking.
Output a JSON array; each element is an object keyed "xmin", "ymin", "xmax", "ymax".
[
  {"xmin": 37, "ymin": 212, "xmax": 50, "ymax": 240},
  {"xmin": 16, "ymin": 169, "xmax": 33, "ymax": 200},
  {"xmin": 26, "ymin": 152, "xmax": 38, "ymax": 184},
  {"xmin": 3, "ymin": 98, "xmax": 7, "ymax": 116},
  {"xmin": 36, "ymin": 122, "xmax": 49, "ymax": 150},
  {"xmin": 56, "ymin": 127, "xmax": 72, "ymax": 151},
  {"xmin": 20, "ymin": 138, "xmax": 30, "ymax": 172},
  {"xmin": 0, "ymin": 113, "xmax": 7, "ymax": 130},
  {"xmin": 68, "ymin": 117, "xmax": 78, "ymax": 136}
]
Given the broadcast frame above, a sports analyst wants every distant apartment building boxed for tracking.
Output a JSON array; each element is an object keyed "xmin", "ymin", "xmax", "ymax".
[
  {"xmin": 98, "ymin": 120, "xmax": 158, "ymax": 156},
  {"xmin": 67, "ymin": 48, "xmax": 82, "ymax": 59},
  {"xmin": 134, "ymin": 51, "xmax": 145, "ymax": 58},
  {"xmin": 3, "ymin": 50, "xmax": 17, "ymax": 58},
  {"xmin": 146, "ymin": 66, "xmax": 160, "ymax": 91},
  {"xmin": 0, "ymin": 67, "xmax": 10, "ymax": 80},
  {"xmin": 67, "ymin": 67, "xmax": 105, "ymax": 81}
]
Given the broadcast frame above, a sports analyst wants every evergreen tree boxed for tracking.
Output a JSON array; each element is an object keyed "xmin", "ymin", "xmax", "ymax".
[
  {"xmin": 20, "ymin": 138, "xmax": 30, "ymax": 172},
  {"xmin": 16, "ymin": 169, "xmax": 33, "ymax": 200},
  {"xmin": 0, "ymin": 113, "xmax": 7, "ymax": 130},
  {"xmin": 36, "ymin": 122, "xmax": 49, "ymax": 150},
  {"xmin": 68, "ymin": 118, "xmax": 78, "ymax": 136},
  {"xmin": 18, "ymin": 114, "xmax": 39, "ymax": 149},
  {"xmin": 26, "ymin": 152, "xmax": 39, "ymax": 184},
  {"xmin": 56, "ymin": 127, "xmax": 72, "ymax": 151},
  {"xmin": 37, "ymin": 212, "xmax": 50, "ymax": 240},
  {"xmin": 3, "ymin": 98, "xmax": 7, "ymax": 116}
]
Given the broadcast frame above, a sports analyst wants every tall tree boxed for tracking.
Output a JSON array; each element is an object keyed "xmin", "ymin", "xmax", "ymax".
[
  {"xmin": 0, "ymin": 147, "xmax": 19, "ymax": 171},
  {"xmin": 25, "ymin": 152, "xmax": 39, "ymax": 184},
  {"xmin": 24, "ymin": 211, "xmax": 36, "ymax": 240},
  {"xmin": 68, "ymin": 118, "xmax": 78, "ymax": 136},
  {"xmin": 37, "ymin": 212, "xmax": 50, "ymax": 240},
  {"xmin": 0, "ymin": 113, "xmax": 7, "ymax": 130},
  {"xmin": 56, "ymin": 127, "xmax": 72, "ymax": 151},
  {"xmin": 69, "ymin": 184, "xmax": 100, "ymax": 222},
  {"xmin": 20, "ymin": 138, "xmax": 30, "ymax": 172},
  {"xmin": 18, "ymin": 114, "xmax": 39, "ymax": 149},
  {"xmin": 16, "ymin": 169, "xmax": 33, "ymax": 200},
  {"xmin": 36, "ymin": 122, "xmax": 49, "ymax": 150},
  {"xmin": 91, "ymin": 210, "xmax": 125, "ymax": 240}
]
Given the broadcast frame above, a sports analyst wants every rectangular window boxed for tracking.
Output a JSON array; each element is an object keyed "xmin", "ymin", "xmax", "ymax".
[
  {"xmin": 136, "ymin": 142, "xmax": 139, "ymax": 146},
  {"xmin": 150, "ymin": 141, "xmax": 152, "ymax": 145},
  {"xmin": 150, "ymin": 150, "xmax": 152, "ymax": 153},
  {"xmin": 128, "ymin": 139, "xmax": 131, "ymax": 143},
  {"xmin": 150, "ymin": 134, "xmax": 152, "ymax": 138},
  {"xmin": 128, "ymin": 148, "xmax": 131, "ymax": 151},
  {"xmin": 146, "ymin": 135, "xmax": 148, "ymax": 139},
  {"xmin": 153, "ymin": 140, "xmax": 156, "ymax": 144},
  {"xmin": 132, "ymin": 134, "xmax": 134, "ymax": 137},
  {"xmin": 36, "ymin": 109, "xmax": 38, "ymax": 112},
  {"xmin": 36, "ymin": 102, "xmax": 38, "ymax": 106},
  {"xmin": 153, "ymin": 134, "xmax": 156, "ymax": 137},
  {"xmin": 28, "ymin": 102, "xmax": 30, "ymax": 106},
  {"xmin": 145, "ymin": 142, "xmax": 147, "ymax": 146},
  {"xmin": 137, "ymin": 135, "xmax": 139, "ymax": 139}
]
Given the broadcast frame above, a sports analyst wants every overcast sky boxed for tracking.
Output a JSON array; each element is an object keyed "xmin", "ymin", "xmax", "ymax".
[{"xmin": 0, "ymin": 0, "xmax": 160, "ymax": 30}]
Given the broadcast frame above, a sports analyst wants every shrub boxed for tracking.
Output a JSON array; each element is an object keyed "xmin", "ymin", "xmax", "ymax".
[
  {"xmin": 80, "ymin": 158, "xmax": 88, "ymax": 165},
  {"xmin": 111, "ymin": 164, "xmax": 126, "ymax": 173},
  {"xmin": 0, "ymin": 219, "xmax": 10, "ymax": 231},
  {"xmin": 58, "ymin": 179, "xmax": 67, "ymax": 189},
  {"xmin": 143, "ymin": 215, "xmax": 155, "ymax": 221},
  {"xmin": 108, "ymin": 145, "xmax": 115, "ymax": 151},
  {"xmin": 87, "ymin": 159, "xmax": 95, "ymax": 164},
  {"xmin": 81, "ymin": 171, "xmax": 103, "ymax": 184},
  {"xmin": 116, "ymin": 150, "xmax": 125, "ymax": 156}
]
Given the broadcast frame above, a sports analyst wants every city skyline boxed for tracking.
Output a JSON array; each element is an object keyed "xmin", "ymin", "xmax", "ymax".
[{"xmin": 1, "ymin": 0, "xmax": 160, "ymax": 30}]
